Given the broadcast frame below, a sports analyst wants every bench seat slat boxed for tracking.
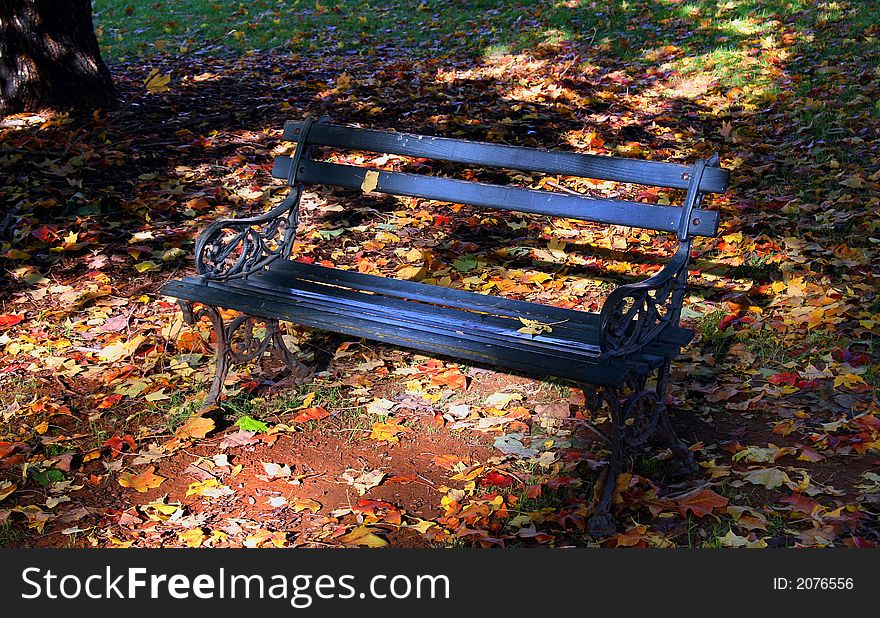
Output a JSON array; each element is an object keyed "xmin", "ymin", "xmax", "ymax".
[
  {"xmin": 243, "ymin": 271, "xmax": 606, "ymax": 358},
  {"xmin": 271, "ymin": 158, "xmax": 719, "ymax": 236},
  {"xmin": 250, "ymin": 261, "xmax": 692, "ymax": 349},
  {"xmin": 162, "ymin": 278, "xmax": 663, "ymax": 387},
  {"xmin": 160, "ymin": 260, "xmax": 693, "ymax": 386},
  {"xmin": 239, "ymin": 271, "xmax": 688, "ymax": 366},
  {"xmin": 267, "ymin": 259, "xmax": 595, "ymax": 325},
  {"xmin": 282, "ymin": 121, "xmax": 730, "ymax": 193}
]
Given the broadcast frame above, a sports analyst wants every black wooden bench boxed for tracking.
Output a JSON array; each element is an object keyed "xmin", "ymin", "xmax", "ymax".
[{"xmin": 160, "ymin": 117, "xmax": 729, "ymax": 535}]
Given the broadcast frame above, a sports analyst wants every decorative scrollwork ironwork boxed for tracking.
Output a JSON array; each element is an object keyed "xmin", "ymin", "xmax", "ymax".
[
  {"xmin": 179, "ymin": 301, "xmax": 312, "ymax": 408},
  {"xmin": 620, "ymin": 385, "xmax": 660, "ymax": 448},
  {"xmin": 598, "ymin": 241, "xmax": 691, "ymax": 358},
  {"xmin": 194, "ymin": 189, "xmax": 302, "ymax": 281},
  {"xmin": 583, "ymin": 361, "xmax": 696, "ymax": 537}
]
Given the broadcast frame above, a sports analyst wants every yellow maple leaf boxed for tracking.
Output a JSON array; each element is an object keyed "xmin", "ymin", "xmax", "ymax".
[
  {"xmin": 186, "ymin": 478, "xmax": 233, "ymax": 498},
  {"xmin": 744, "ymin": 467, "xmax": 790, "ymax": 489},
  {"xmin": 98, "ymin": 334, "xmax": 146, "ymax": 363},
  {"xmin": 178, "ymin": 529, "xmax": 206, "ymax": 548},
  {"xmin": 517, "ymin": 317, "xmax": 566, "ymax": 336},
  {"xmin": 369, "ymin": 421, "xmax": 411, "ymax": 443},
  {"xmin": 144, "ymin": 68, "xmax": 171, "ymax": 94},
  {"xmin": 244, "ymin": 530, "xmax": 287, "ymax": 548},
  {"xmin": 339, "ymin": 525, "xmax": 387, "ymax": 548},
  {"xmin": 291, "ymin": 498, "xmax": 322, "ymax": 513},
  {"xmin": 834, "ymin": 372, "xmax": 866, "ymax": 390},
  {"xmin": 139, "ymin": 498, "xmax": 182, "ymax": 521},
  {"xmin": 406, "ymin": 519, "xmax": 436, "ymax": 534}
]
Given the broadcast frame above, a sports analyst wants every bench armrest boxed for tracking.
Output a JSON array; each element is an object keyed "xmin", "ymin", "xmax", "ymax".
[
  {"xmin": 194, "ymin": 189, "xmax": 302, "ymax": 281},
  {"xmin": 598, "ymin": 241, "xmax": 691, "ymax": 358}
]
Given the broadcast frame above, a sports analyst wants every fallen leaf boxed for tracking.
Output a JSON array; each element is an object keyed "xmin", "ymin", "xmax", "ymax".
[
  {"xmin": 369, "ymin": 420, "xmax": 410, "ymax": 443},
  {"xmin": 244, "ymin": 530, "xmax": 287, "ymax": 548},
  {"xmin": 144, "ymin": 68, "xmax": 171, "ymax": 94},
  {"xmin": 361, "ymin": 170, "xmax": 380, "ymax": 192},
  {"xmin": 178, "ymin": 529, "xmax": 206, "ymax": 547},
  {"xmin": 339, "ymin": 525, "xmax": 387, "ymax": 547},
  {"xmin": 0, "ymin": 481, "xmax": 16, "ymax": 502},
  {"xmin": 293, "ymin": 406, "xmax": 330, "ymax": 422},
  {"xmin": 186, "ymin": 479, "xmax": 234, "ymax": 498},
  {"xmin": 675, "ymin": 487, "xmax": 729, "ymax": 517},
  {"xmin": 175, "ymin": 416, "xmax": 215, "ymax": 439},
  {"xmin": 291, "ymin": 498, "xmax": 322, "ymax": 513},
  {"xmin": 744, "ymin": 467, "xmax": 791, "ymax": 489},
  {"xmin": 0, "ymin": 314, "xmax": 24, "ymax": 329},
  {"xmin": 118, "ymin": 467, "xmax": 166, "ymax": 492},
  {"xmin": 261, "ymin": 462, "xmax": 292, "ymax": 479},
  {"xmin": 342, "ymin": 469, "xmax": 386, "ymax": 495}
]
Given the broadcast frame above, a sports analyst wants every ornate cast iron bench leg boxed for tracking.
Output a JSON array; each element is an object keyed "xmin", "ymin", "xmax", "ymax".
[
  {"xmin": 654, "ymin": 361, "xmax": 699, "ymax": 475},
  {"xmin": 179, "ymin": 301, "xmax": 313, "ymax": 409},
  {"xmin": 585, "ymin": 362, "xmax": 696, "ymax": 537},
  {"xmin": 586, "ymin": 386, "xmax": 625, "ymax": 538}
]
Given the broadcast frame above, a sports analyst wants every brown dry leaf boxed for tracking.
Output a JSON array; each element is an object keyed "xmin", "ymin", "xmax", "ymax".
[
  {"xmin": 0, "ymin": 481, "xmax": 16, "ymax": 502},
  {"xmin": 535, "ymin": 402, "xmax": 570, "ymax": 419}
]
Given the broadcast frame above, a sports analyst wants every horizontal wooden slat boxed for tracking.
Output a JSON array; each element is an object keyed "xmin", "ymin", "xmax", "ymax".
[
  {"xmin": 159, "ymin": 266, "xmax": 692, "ymax": 385},
  {"xmin": 161, "ymin": 278, "xmax": 634, "ymax": 386},
  {"xmin": 283, "ymin": 121, "xmax": 730, "ymax": 193},
  {"xmin": 240, "ymin": 275, "xmax": 607, "ymax": 360},
  {"xmin": 267, "ymin": 259, "xmax": 596, "ymax": 326},
  {"xmin": 272, "ymin": 158, "xmax": 719, "ymax": 236},
  {"xmin": 246, "ymin": 263, "xmax": 692, "ymax": 356}
]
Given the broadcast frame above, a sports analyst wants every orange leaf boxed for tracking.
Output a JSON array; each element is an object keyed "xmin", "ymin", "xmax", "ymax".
[
  {"xmin": 97, "ymin": 394, "xmax": 123, "ymax": 409},
  {"xmin": 386, "ymin": 472, "xmax": 417, "ymax": 485},
  {"xmin": 293, "ymin": 406, "xmax": 330, "ymax": 423},
  {"xmin": 0, "ymin": 314, "xmax": 24, "ymax": 329},
  {"xmin": 675, "ymin": 487, "xmax": 728, "ymax": 517},
  {"xmin": 432, "ymin": 454, "xmax": 463, "ymax": 469},
  {"xmin": 118, "ymin": 466, "xmax": 166, "ymax": 492},
  {"xmin": 430, "ymin": 368, "xmax": 467, "ymax": 389},
  {"xmin": 175, "ymin": 416, "xmax": 215, "ymax": 439}
]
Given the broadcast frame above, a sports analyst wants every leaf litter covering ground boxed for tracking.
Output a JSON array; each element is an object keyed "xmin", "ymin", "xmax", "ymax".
[{"xmin": 1, "ymin": 0, "xmax": 880, "ymax": 548}]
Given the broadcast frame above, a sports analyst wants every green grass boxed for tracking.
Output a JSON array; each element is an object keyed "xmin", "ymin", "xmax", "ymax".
[
  {"xmin": 92, "ymin": 1, "xmax": 880, "ymax": 174},
  {"xmin": 0, "ymin": 522, "xmax": 25, "ymax": 548}
]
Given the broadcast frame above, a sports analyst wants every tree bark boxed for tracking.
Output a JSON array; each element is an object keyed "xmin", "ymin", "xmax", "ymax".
[{"xmin": 0, "ymin": 0, "xmax": 116, "ymax": 116}]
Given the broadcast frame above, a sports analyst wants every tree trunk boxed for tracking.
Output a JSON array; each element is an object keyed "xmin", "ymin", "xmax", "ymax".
[{"xmin": 0, "ymin": 0, "xmax": 116, "ymax": 116}]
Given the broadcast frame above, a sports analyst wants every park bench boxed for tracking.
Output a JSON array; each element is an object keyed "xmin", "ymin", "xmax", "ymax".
[{"xmin": 160, "ymin": 117, "xmax": 729, "ymax": 535}]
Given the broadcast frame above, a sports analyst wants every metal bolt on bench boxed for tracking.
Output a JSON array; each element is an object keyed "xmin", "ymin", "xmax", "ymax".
[{"xmin": 160, "ymin": 117, "xmax": 730, "ymax": 536}]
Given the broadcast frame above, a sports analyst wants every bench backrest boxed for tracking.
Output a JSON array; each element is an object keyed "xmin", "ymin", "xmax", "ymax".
[{"xmin": 271, "ymin": 119, "xmax": 728, "ymax": 239}]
